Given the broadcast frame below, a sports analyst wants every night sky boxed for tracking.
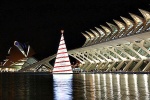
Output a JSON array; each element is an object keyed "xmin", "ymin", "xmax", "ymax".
[{"xmin": 1, "ymin": 0, "xmax": 150, "ymax": 61}]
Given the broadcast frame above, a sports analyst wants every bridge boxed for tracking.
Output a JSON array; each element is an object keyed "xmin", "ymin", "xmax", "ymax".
[
  {"xmin": 18, "ymin": 55, "xmax": 55, "ymax": 72},
  {"xmin": 17, "ymin": 9, "xmax": 150, "ymax": 72}
]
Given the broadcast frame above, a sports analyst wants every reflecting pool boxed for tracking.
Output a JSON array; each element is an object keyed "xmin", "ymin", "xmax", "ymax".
[{"xmin": 0, "ymin": 73, "xmax": 150, "ymax": 100}]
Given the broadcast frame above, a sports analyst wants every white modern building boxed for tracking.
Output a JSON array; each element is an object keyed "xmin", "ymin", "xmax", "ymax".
[{"xmin": 68, "ymin": 9, "xmax": 150, "ymax": 72}]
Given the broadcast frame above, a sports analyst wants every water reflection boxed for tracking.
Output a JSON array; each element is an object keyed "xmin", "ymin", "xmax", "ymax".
[
  {"xmin": 138, "ymin": 74, "xmax": 150, "ymax": 99},
  {"xmin": 102, "ymin": 74, "xmax": 107, "ymax": 99},
  {"xmin": 130, "ymin": 74, "xmax": 139, "ymax": 100},
  {"xmin": 121, "ymin": 74, "xmax": 130, "ymax": 100},
  {"xmin": 108, "ymin": 74, "xmax": 113, "ymax": 99},
  {"xmin": 83, "ymin": 74, "xmax": 86, "ymax": 100},
  {"xmin": 73, "ymin": 74, "xmax": 150, "ymax": 99},
  {"xmin": 0, "ymin": 73, "xmax": 150, "ymax": 100},
  {"xmin": 53, "ymin": 74, "xmax": 73, "ymax": 100},
  {"xmin": 113, "ymin": 74, "xmax": 121, "ymax": 100},
  {"xmin": 143, "ymin": 74, "xmax": 149, "ymax": 95},
  {"xmin": 0, "ymin": 73, "xmax": 53, "ymax": 100},
  {"xmin": 95, "ymin": 74, "xmax": 101, "ymax": 99}
]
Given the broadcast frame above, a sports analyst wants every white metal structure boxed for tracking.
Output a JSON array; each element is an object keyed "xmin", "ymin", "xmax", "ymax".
[{"xmin": 68, "ymin": 9, "xmax": 150, "ymax": 72}]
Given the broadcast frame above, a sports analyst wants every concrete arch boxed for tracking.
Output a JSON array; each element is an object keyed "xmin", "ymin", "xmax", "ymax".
[
  {"xmin": 106, "ymin": 22, "xmax": 118, "ymax": 39},
  {"xmin": 95, "ymin": 27, "xmax": 105, "ymax": 42},
  {"xmin": 120, "ymin": 16, "xmax": 134, "ymax": 36},
  {"xmin": 90, "ymin": 29, "xmax": 100, "ymax": 44},
  {"xmin": 82, "ymin": 33, "xmax": 90, "ymax": 47},
  {"xmin": 100, "ymin": 25, "xmax": 111, "ymax": 41},
  {"xmin": 113, "ymin": 19, "xmax": 126, "ymax": 38},
  {"xmin": 129, "ymin": 13, "xmax": 143, "ymax": 33}
]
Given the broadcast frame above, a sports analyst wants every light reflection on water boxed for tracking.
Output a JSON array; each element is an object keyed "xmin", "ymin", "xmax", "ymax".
[
  {"xmin": 0, "ymin": 73, "xmax": 150, "ymax": 100},
  {"xmin": 53, "ymin": 74, "xmax": 73, "ymax": 100},
  {"xmin": 121, "ymin": 74, "xmax": 130, "ymax": 100},
  {"xmin": 73, "ymin": 73, "xmax": 150, "ymax": 100}
]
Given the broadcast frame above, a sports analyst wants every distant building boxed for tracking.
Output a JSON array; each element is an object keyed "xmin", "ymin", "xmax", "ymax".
[{"xmin": 1, "ymin": 41, "xmax": 35, "ymax": 72}]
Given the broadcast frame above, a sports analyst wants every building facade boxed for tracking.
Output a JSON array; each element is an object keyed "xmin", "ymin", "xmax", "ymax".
[{"xmin": 69, "ymin": 9, "xmax": 150, "ymax": 72}]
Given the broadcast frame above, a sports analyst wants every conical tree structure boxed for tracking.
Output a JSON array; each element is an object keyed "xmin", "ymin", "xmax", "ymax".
[{"xmin": 53, "ymin": 30, "xmax": 73, "ymax": 73}]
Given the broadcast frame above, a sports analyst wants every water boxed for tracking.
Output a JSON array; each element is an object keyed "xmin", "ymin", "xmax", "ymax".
[{"xmin": 0, "ymin": 73, "xmax": 150, "ymax": 100}]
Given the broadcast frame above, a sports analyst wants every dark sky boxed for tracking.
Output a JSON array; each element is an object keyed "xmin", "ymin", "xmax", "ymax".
[{"xmin": 1, "ymin": 0, "xmax": 150, "ymax": 61}]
